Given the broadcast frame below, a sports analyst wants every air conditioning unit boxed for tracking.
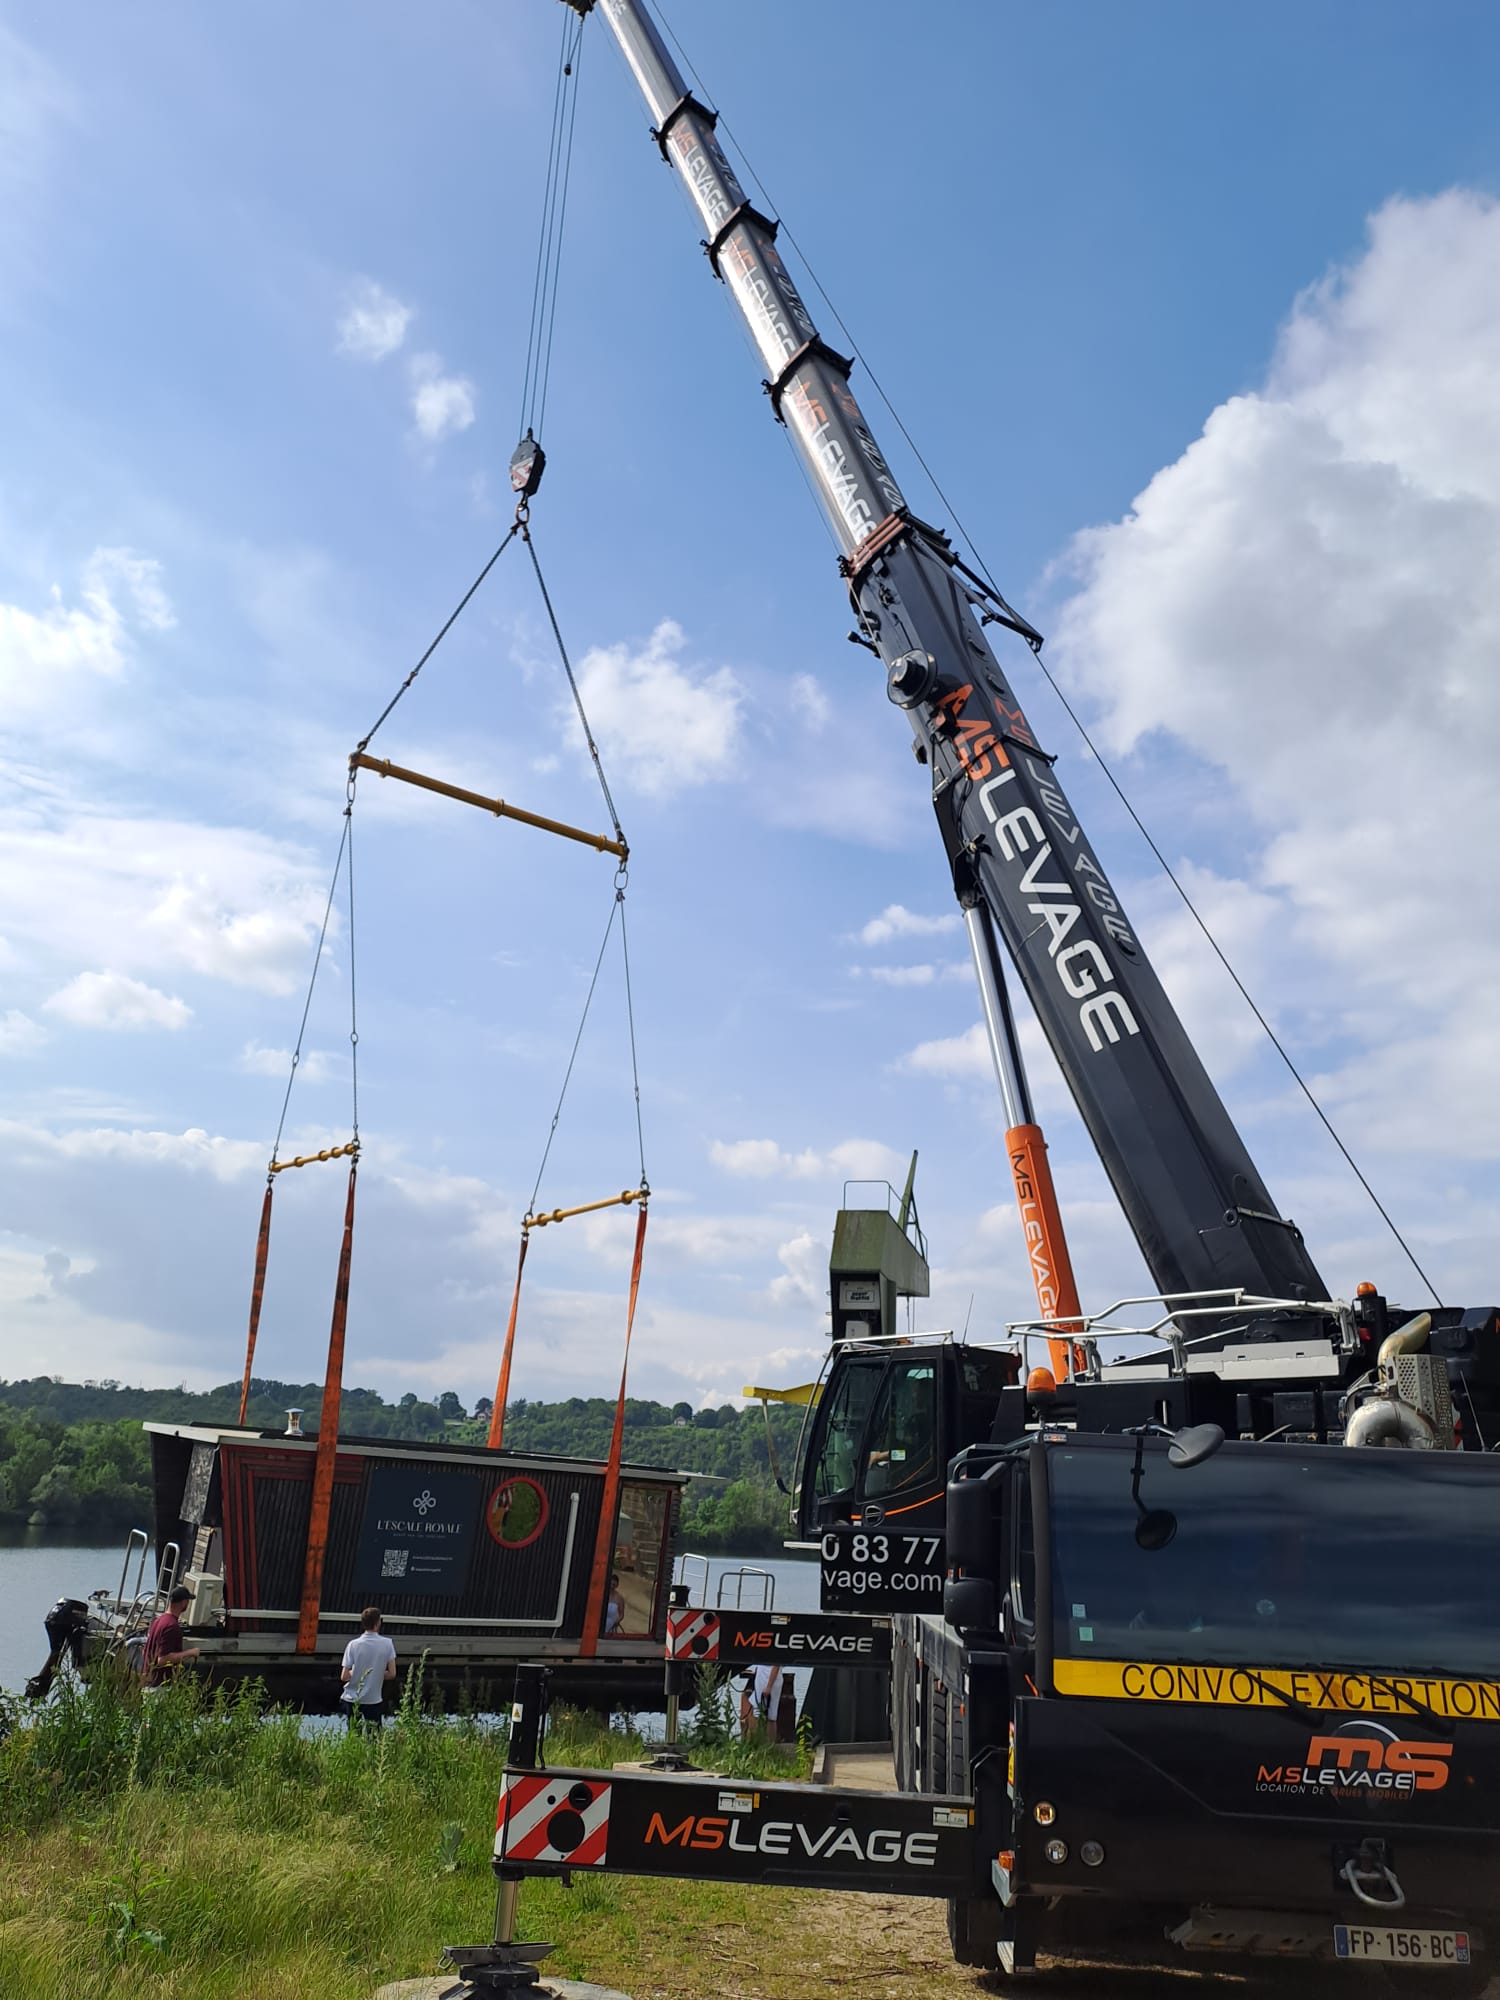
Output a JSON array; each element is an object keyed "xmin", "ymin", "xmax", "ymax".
[{"xmin": 183, "ymin": 1571, "xmax": 225, "ymax": 1626}]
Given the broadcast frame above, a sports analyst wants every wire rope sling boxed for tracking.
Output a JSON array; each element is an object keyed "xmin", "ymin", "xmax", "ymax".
[{"xmin": 229, "ymin": 12, "xmax": 652, "ymax": 1655}]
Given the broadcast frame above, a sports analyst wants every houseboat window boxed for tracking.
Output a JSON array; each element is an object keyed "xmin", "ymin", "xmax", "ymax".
[
  {"xmin": 611, "ymin": 1482, "xmax": 670, "ymax": 1635},
  {"xmin": 486, "ymin": 1476, "xmax": 549, "ymax": 1550}
]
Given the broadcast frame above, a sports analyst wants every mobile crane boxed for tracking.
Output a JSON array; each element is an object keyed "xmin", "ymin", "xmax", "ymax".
[{"xmin": 479, "ymin": 3, "xmax": 1500, "ymax": 1988}]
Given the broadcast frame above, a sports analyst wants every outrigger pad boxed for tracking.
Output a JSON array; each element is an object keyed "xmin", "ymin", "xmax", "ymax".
[{"xmin": 493, "ymin": 1765, "xmax": 980, "ymax": 1900}]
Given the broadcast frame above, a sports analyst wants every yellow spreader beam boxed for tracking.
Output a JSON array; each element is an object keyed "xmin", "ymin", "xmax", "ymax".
[
  {"xmin": 526, "ymin": 1187, "xmax": 648, "ymax": 1230},
  {"xmin": 270, "ymin": 1141, "xmax": 359, "ymax": 1175},
  {"xmin": 742, "ymin": 1381, "xmax": 822, "ymax": 1406},
  {"xmin": 349, "ymin": 752, "xmax": 627, "ymax": 860}
]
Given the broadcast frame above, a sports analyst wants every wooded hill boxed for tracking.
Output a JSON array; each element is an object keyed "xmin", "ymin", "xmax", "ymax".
[{"xmin": 0, "ymin": 1377, "xmax": 805, "ymax": 1551}]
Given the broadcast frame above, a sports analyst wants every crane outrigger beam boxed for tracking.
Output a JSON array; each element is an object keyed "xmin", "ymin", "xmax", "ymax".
[{"xmin": 348, "ymin": 751, "xmax": 627, "ymax": 860}]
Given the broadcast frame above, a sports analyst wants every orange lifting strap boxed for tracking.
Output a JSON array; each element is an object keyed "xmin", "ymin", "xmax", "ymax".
[
  {"xmin": 484, "ymin": 1198, "xmax": 652, "ymax": 1657},
  {"xmin": 297, "ymin": 1161, "xmax": 359, "ymax": 1654},
  {"xmin": 237, "ymin": 1183, "xmax": 275, "ymax": 1426},
  {"xmin": 580, "ymin": 1202, "xmax": 649, "ymax": 1658},
  {"xmin": 486, "ymin": 1186, "xmax": 649, "ymax": 1450},
  {"xmin": 236, "ymin": 1141, "xmax": 360, "ymax": 1426}
]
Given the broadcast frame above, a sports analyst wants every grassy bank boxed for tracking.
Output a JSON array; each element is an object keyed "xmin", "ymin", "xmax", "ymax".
[{"xmin": 0, "ymin": 1670, "xmax": 824, "ymax": 2000}]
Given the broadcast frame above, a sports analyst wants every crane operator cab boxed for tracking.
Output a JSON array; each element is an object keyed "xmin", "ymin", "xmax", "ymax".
[
  {"xmin": 793, "ymin": 1172, "xmax": 1020, "ymax": 1540},
  {"xmin": 798, "ymin": 1340, "xmax": 1021, "ymax": 1539}
]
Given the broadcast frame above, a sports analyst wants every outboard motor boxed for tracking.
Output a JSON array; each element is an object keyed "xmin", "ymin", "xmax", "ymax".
[{"xmin": 25, "ymin": 1597, "xmax": 91, "ymax": 1700}]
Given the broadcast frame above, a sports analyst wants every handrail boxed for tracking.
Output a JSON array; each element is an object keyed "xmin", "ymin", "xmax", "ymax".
[
  {"xmin": 115, "ymin": 1528, "xmax": 149, "ymax": 1620},
  {"xmin": 715, "ymin": 1564, "xmax": 775, "ymax": 1612}
]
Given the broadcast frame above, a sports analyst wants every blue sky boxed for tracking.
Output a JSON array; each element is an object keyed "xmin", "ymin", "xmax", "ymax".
[{"xmin": 4, "ymin": 1, "xmax": 1500, "ymax": 1413}]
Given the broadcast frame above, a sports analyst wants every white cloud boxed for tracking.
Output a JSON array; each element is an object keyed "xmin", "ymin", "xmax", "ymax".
[
  {"xmin": 0, "ymin": 813, "xmax": 331, "ymax": 997},
  {"xmin": 0, "ymin": 1010, "xmax": 46, "ymax": 1055},
  {"xmin": 790, "ymin": 673, "xmax": 830, "ymax": 729},
  {"xmin": 409, "ymin": 351, "xmax": 476, "ymax": 440},
  {"xmin": 0, "ymin": 1239, "xmax": 222, "ymax": 1393},
  {"xmin": 237, "ymin": 1040, "xmax": 330, "ymax": 1082},
  {"xmin": 0, "ymin": 1119, "xmax": 263, "ymax": 1183},
  {"xmin": 570, "ymin": 620, "xmax": 744, "ymax": 798},
  {"xmin": 1050, "ymin": 188, "xmax": 1500, "ymax": 1185},
  {"xmin": 853, "ymin": 961, "xmax": 970, "ymax": 988},
  {"xmin": 710, "ymin": 1136, "xmax": 905, "ymax": 1184},
  {"xmin": 83, "ymin": 547, "xmax": 175, "ymax": 631},
  {"xmin": 0, "ymin": 546, "xmax": 173, "ymax": 723},
  {"xmin": 336, "ymin": 279, "xmax": 413, "ymax": 361},
  {"xmin": 768, "ymin": 1229, "xmax": 825, "ymax": 1309},
  {"xmin": 857, "ymin": 904, "xmax": 961, "ymax": 947},
  {"xmin": 900, "ymin": 1021, "xmax": 990, "ymax": 1081},
  {"xmin": 44, "ymin": 970, "xmax": 192, "ymax": 1032}
]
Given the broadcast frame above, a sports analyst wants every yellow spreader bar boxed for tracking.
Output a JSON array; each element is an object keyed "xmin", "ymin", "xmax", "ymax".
[
  {"xmin": 270, "ymin": 1141, "xmax": 359, "ymax": 1175},
  {"xmin": 349, "ymin": 752, "xmax": 627, "ymax": 860},
  {"xmin": 1053, "ymin": 1657, "xmax": 1500, "ymax": 1723},
  {"xmin": 526, "ymin": 1187, "xmax": 648, "ymax": 1230}
]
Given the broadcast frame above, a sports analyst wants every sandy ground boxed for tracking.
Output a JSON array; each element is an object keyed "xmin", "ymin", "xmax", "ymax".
[{"xmin": 750, "ymin": 1894, "xmax": 1496, "ymax": 2000}]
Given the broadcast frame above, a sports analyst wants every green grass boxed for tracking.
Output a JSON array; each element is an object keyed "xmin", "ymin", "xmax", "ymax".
[{"xmin": 0, "ymin": 1667, "xmax": 821, "ymax": 2000}]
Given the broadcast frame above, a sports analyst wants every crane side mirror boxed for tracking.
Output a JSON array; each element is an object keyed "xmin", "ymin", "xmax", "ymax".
[
  {"xmin": 946, "ymin": 1474, "xmax": 1000, "ymax": 1579},
  {"xmin": 1134, "ymin": 1507, "xmax": 1178, "ymax": 1551},
  {"xmin": 944, "ymin": 1574, "xmax": 997, "ymax": 1633},
  {"xmin": 1166, "ymin": 1423, "xmax": 1225, "ymax": 1469}
]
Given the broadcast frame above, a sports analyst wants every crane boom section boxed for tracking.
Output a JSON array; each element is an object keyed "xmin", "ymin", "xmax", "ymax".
[{"xmin": 587, "ymin": 0, "xmax": 1328, "ymax": 1309}]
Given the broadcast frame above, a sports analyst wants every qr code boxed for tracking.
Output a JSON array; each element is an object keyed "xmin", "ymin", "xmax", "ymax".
[{"xmin": 381, "ymin": 1548, "xmax": 408, "ymax": 1579}]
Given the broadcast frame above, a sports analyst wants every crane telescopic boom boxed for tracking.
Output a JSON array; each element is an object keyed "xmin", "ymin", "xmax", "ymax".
[{"xmin": 574, "ymin": 0, "xmax": 1328, "ymax": 1317}]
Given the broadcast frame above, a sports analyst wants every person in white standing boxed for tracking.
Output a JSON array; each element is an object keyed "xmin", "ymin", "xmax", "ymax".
[
  {"xmin": 340, "ymin": 1604, "xmax": 397, "ymax": 1728},
  {"xmin": 740, "ymin": 1662, "xmax": 784, "ymax": 1738}
]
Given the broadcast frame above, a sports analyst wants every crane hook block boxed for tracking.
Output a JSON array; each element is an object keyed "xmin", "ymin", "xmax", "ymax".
[{"xmin": 510, "ymin": 432, "xmax": 546, "ymax": 499}]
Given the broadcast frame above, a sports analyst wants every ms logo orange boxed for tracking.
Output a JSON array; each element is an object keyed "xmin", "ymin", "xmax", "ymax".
[{"xmin": 1258, "ymin": 1721, "xmax": 1451, "ymax": 1798}]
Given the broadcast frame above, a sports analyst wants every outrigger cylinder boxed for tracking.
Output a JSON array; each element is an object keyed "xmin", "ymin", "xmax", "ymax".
[{"xmin": 349, "ymin": 752, "xmax": 626, "ymax": 859}]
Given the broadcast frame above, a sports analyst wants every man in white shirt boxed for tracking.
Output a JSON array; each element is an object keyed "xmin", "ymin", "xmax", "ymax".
[
  {"xmin": 740, "ymin": 1662, "xmax": 785, "ymax": 1738},
  {"xmin": 340, "ymin": 1605, "xmax": 397, "ymax": 1728}
]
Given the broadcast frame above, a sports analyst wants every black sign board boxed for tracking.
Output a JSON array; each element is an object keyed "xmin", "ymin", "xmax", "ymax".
[
  {"xmin": 818, "ymin": 1529, "xmax": 945, "ymax": 1615},
  {"xmin": 706, "ymin": 1609, "xmax": 892, "ymax": 1670},
  {"xmin": 497, "ymin": 1763, "xmax": 979, "ymax": 1899},
  {"xmin": 354, "ymin": 1464, "xmax": 480, "ymax": 1597}
]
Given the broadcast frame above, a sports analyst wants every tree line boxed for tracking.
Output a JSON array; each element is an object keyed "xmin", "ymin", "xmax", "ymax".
[{"xmin": 0, "ymin": 1377, "xmax": 807, "ymax": 1551}]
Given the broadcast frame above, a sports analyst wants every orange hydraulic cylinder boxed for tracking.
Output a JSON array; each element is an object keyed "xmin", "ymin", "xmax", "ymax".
[{"xmin": 1005, "ymin": 1123, "xmax": 1086, "ymax": 1380}]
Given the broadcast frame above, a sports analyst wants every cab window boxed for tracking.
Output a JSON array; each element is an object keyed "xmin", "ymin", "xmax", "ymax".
[
  {"xmin": 1012, "ymin": 1466, "xmax": 1036, "ymax": 1631},
  {"xmin": 864, "ymin": 1360, "xmax": 937, "ymax": 1499},
  {"xmin": 813, "ymin": 1358, "xmax": 883, "ymax": 1502}
]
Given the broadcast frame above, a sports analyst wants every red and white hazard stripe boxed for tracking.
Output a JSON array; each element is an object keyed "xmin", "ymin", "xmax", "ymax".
[
  {"xmin": 666, "ymin": 1608, "xmax": 720, "ymax": 1660},
  {"xmin": 494, "ymin": 1772, "xmax": 612, "ymax": 1867}
]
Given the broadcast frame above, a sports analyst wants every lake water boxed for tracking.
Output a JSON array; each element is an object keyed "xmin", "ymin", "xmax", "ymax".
[
  {"xmin": 0, "ymin": 1541, "xmax": 822, "ymax": 1695},
  {"xmin": 0, "ymin": 1539, "xmax": 127, "ymax": 1693}
]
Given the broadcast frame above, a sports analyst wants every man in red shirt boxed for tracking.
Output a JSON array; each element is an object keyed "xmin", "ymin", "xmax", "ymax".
[{"xmin": 142, "ymin": 1585, "xmax": 201, "ymax": 1689}]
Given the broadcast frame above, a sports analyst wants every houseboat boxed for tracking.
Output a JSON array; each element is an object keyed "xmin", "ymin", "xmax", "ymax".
[{"xmin": 38, "ymin": 1418, "xmax": 684, "ymax": 1712}]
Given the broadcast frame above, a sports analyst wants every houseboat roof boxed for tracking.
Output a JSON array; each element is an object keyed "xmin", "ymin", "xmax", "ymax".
[{"xmin": 142, "ymin": 1422, "xmax": 691, "ymax": 1485}]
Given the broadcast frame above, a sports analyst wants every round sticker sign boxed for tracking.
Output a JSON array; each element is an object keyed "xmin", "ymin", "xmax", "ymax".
[{"xmin": 487, "ymin": 1476, "xmax": 549, "ymax": 1550}]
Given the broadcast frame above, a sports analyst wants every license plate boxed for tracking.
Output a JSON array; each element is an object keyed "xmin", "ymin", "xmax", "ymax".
[{"xmin": 1334, "ymin": 1925, "xmax": 1470, "ymax": 1966}]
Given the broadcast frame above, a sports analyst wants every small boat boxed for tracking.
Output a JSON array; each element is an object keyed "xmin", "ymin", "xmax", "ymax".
[{"xmin": 30, "ymin": 1415, "xmax": 684, "ymax": 1712}]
